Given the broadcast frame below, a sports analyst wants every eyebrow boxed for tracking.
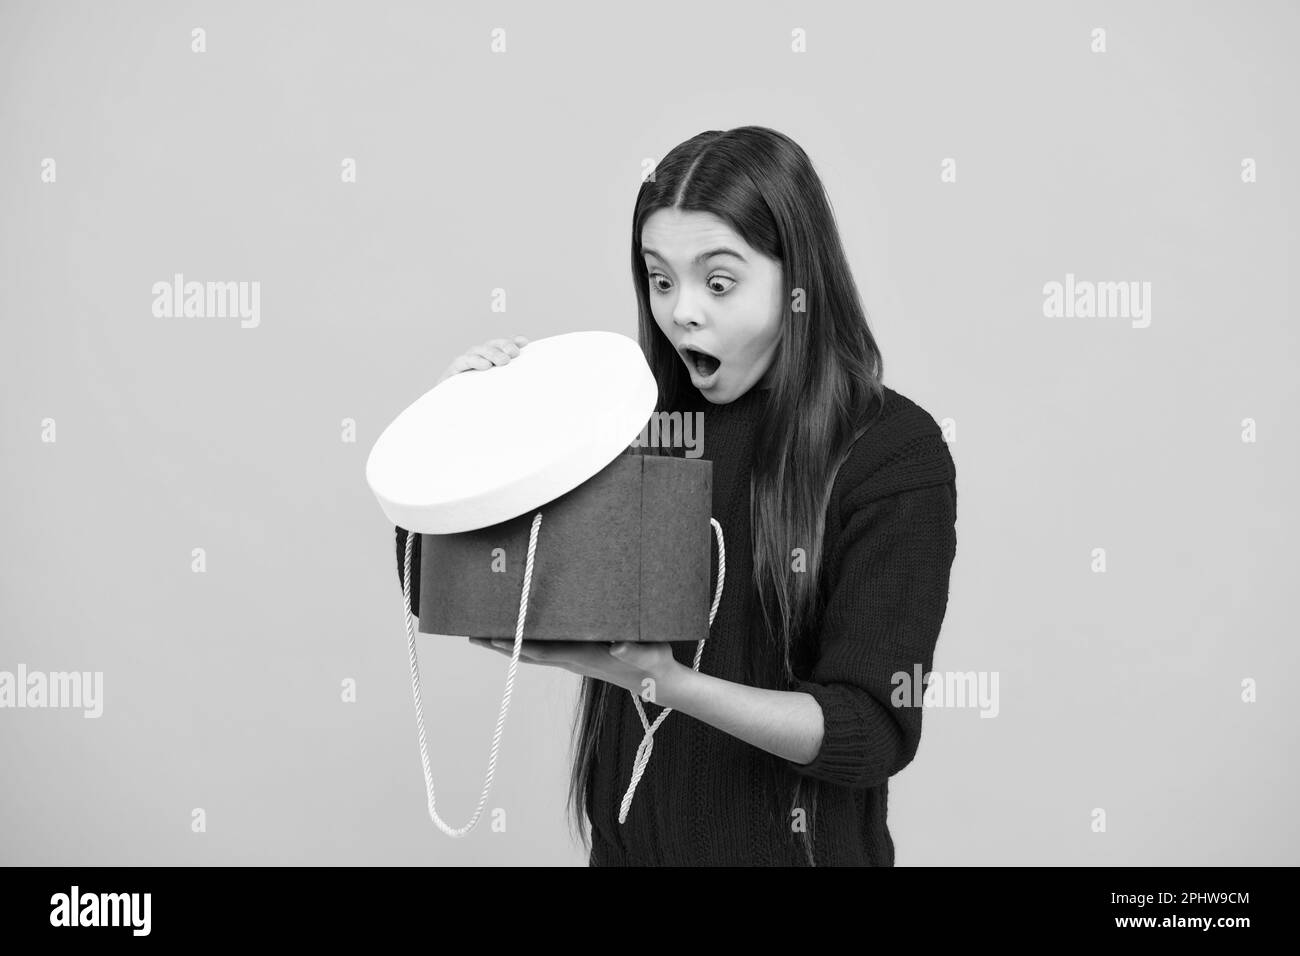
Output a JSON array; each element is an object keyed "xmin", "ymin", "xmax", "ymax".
[{"xmin": 641, "ymin": 246, "xmax": 748, "ymax": 266}]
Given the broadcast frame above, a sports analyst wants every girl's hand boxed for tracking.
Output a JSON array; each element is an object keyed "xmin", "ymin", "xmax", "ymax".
[
  {"xmin": 436, "ymin": 336, "xmax": 530, "ymax": 386},
  {"xmin": 468, "ymin": 638, "xmax": 684, "ymax": 702}
]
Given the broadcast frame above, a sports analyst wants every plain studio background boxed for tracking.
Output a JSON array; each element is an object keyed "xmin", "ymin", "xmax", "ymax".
[{"xmin": 1, "ymin": 0, "xmax": 1297, "ymax": 867}]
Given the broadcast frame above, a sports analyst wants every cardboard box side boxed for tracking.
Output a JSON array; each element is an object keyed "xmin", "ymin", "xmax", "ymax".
[
  {"xmin": 418, "ymin": 456, "xmax": 642, "ymax": 640},
  {"xmin": 639, "ymin": 456, "xmax": 713, "ymax": 642}
]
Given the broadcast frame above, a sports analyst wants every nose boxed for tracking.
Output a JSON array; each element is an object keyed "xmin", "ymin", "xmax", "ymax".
[{"xmin": 671, "ymin": 289, "xmax": 705, "ymax": 330}]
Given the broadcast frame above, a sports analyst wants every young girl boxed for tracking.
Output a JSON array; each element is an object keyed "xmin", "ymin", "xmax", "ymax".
[{"xmin": 396, "ymin": 126, "xmax": 958, "ymax": 867}]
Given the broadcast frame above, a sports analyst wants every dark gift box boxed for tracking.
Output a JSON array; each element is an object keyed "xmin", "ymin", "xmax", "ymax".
[
  {"xmin": 417, "ymin": 452, "xmax": 714, "ymax": 642},
  {"xmin": 367, "ymin": 331, "xmax": 725, "ymax": 836}
]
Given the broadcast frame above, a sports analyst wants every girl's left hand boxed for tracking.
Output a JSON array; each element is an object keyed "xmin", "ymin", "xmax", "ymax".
[{"xmin": 468, "ymin": 638, "xmax": 683, "ymax": 700}]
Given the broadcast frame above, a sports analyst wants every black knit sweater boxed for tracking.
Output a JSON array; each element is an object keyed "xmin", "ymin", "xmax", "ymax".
[{"xmin": 395, "ymin": 382, "xmax": 958, "ymax": 866}]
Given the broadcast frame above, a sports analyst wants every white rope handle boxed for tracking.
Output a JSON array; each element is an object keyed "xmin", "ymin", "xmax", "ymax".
[
  {"xmin": 401, "ymin": 511, "xmax": 544, "ymax": 837},
  {"xmin": 618, "ymin": 517, "xmax": 725, "ymax": 824}
]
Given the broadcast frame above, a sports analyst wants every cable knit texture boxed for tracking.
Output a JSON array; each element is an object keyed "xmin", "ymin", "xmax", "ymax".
[{"xmin": 394, "ymin": 381, "xmax": 957, "ymax": 866}]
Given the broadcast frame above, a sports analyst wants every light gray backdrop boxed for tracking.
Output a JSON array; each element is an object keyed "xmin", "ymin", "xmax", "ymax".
[{"xmin": 1, "ymin": 0, "xmax": 1296, "ymax": 866}]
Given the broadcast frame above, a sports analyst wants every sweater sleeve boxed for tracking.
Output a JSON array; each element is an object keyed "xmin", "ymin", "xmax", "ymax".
[
  {"xmin": 394, "ymin": 526, "xmax": 422, "ymax": 618},
  {"xmin": 783, "ymin": 479, "xmax": 958, "ymax": 789}
]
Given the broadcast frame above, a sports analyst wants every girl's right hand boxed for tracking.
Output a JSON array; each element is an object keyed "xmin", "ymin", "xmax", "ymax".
[{"xmin": 436, "ymin": 336, "xmax": 530, "ymax": 385}]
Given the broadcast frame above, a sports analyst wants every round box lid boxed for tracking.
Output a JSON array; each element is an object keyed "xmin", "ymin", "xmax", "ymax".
[{"xmin": 366, "ymin": 330, "xmax": 659, "ymax": 534}]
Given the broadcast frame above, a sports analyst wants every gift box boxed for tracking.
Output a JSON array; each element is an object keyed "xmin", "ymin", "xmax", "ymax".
[
  {"xmin": 368, "ymin": 330, "xmax": 723, "ymax": 642},
  {"xmin": 416, "ymin": 451, "xmax": 713, "ymax": 642},
  {"xmin": 364, "ymin": 329, "xmax": 725, "ymax": 837}
]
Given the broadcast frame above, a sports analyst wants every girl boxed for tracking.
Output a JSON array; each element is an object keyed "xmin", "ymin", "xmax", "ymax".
[{"xmin": 397, "ymin": 126, "xmax": 958, "ymax": 866}]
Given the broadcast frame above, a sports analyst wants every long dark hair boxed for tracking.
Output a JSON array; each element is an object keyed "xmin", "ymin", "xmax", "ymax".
[{"xmin": 566, "ymin": 126, "xmax": 885, "ymax": 865}]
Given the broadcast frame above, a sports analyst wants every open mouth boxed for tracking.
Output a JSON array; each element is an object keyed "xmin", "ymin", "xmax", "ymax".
[{"xmin": 681, "ymin": 345, "xmax": 722, "ymax": 380}]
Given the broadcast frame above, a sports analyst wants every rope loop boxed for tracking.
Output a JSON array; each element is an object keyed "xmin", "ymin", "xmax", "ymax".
[
  {"xmin": 401, "ymin": 512, "xmax": 543, "ymax": 837},
  {"xmin": 400, "ymin": 512, "xmax": 726, "ymax": 835},
  {"xmin": 617, "ymin": 517, "xmax": 725, "ymax": 824}
]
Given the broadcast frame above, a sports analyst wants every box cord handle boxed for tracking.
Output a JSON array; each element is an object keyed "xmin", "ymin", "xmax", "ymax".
[
  {"xmin": 400, "ymin": 512, "xmax": 545, "ymax": 837},
  {"xmin": 400, "ymin": 512, "xmax": 725, "ymax": 836},
  {"xmin": 618, "ymin": 516, "xmax": 726, "ymax": 824}
]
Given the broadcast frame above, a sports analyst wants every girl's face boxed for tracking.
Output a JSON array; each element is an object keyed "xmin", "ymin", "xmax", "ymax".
[{"xmin": 641, "ymin": 208, "xmax": 783, "ymax": 404}]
